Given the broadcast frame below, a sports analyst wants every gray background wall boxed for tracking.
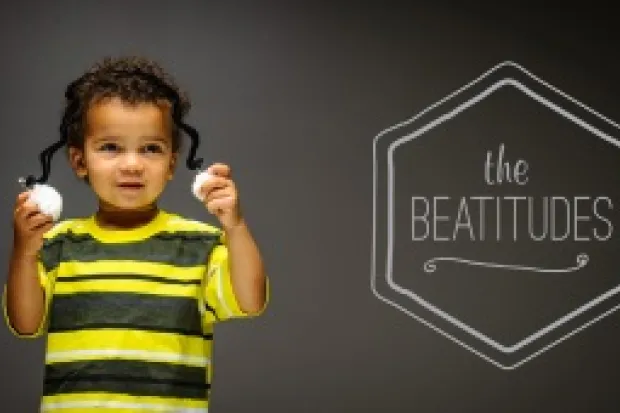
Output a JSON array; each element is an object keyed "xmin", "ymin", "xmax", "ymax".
[{"xmin": 1, "ymin": 1, "xmax": 619, "ymax": 412}]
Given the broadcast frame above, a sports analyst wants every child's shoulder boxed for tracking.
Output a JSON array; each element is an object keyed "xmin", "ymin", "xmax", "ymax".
[
  {"xmin": 41, "ymin": 210, "xmax": 222, "ymax": 241},
  {"xmin": 159, "ymin": 210, "xmax": 222, "ymax": 235}
]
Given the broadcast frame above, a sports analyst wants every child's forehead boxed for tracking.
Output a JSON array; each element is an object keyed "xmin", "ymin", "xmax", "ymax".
[
  {"xmin": 88, "ymin": 96, "xmax": 170, "ymax": 115},
  {"xmin": 85, "ymin": 96, "xmax": 171, "ymax": 132}
]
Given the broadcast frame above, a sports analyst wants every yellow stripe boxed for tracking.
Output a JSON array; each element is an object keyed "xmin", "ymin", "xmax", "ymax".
[
  {"xmin": 165, "ymin": 216, "xmax": 221, "ymax": 233},
  {"xmin": 56, "ymin": 260, "xmax": 205, "ymax": 281},
  {"xmin": 42, "ymin": 212, "xmax": 222, "ymax": 242},
  {"xmin": 43, "ymin": 408, "xmax": 137, "ymax": 413},
  {"xmin": 45, "ymin": 349, "xmax": 209, "ymax": 368},
  {"xmin": 44, "ymin": 409, "xmax": 143, "ymax": 413},
  {"xmin": 54, "ymin": 278, "xmax": 199, "ymax": 298},
  {"xmin": 42, "ymin": 392, "xmax": 208, "ymax": 410},
  {"xmin": 46, "ymin": 329, "xmax": 211, "ymax": 363}
]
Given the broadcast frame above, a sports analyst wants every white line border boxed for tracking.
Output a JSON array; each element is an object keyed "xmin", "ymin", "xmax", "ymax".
[{"xmin": 371, "ymin": 60, "xmax": 620, "ymax": 369}]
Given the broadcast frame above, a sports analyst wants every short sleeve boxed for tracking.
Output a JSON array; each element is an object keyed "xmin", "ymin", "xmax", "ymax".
[
  {"xmin": 200, "ymin": 240, "xmax": 269, "ymax": 323},
  {"xmin": 3, "ymin": 259, "xmax": 53, "ymax": 339}
]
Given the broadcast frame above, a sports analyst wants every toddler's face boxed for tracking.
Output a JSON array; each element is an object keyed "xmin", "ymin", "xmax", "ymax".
[{"xmin": 70, "ymin": 97, "xmax": 177, "ymax": 211}]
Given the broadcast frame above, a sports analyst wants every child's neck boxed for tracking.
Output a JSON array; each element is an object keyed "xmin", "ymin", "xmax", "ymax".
[{"xmin": 95, "ymin": 204, "xmax": 160, "ymax": 230}]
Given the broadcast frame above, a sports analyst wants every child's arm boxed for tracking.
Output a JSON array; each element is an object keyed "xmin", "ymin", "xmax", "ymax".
[
  {"xmin": 224, "ymin": 220, "xmax": 266, "ymax": 314},
  {"xmin": 6, "ymin": 248, "xmax": 46, "ymax": 335},
  {"xmin": 5, "ymin": 191, "xmax": 53, "ymax": 335},
  {"xmin": 199, "ymin": 163, "xmax": 268, "ymax": 315}
]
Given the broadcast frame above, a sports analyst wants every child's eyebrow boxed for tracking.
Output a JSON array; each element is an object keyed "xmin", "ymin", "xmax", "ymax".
[
  {"xmin": 91, "ymin": 135, "xmax": 169, "ymax": 143},
  {"xmin": 140, "ymin": 136, "xmax": 169, "ymax": 143},
  {"xmin": 91, "ymin": 135, "xmax": 121, "ymax": 143}
]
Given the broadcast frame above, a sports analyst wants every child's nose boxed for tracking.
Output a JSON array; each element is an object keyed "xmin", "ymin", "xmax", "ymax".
[{"xmin": 119, "ymin": 152, "xmax": 144, "ymax": 173}]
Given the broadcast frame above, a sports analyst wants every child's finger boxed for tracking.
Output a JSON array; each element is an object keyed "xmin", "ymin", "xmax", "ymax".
[
  {"xmin": 206, "ymin": 198, "xmax": 232, "ymax": 214},
  {"xmin": 207, "ymin": 163, "xmax": 231, "ymax": 178},
  {"xmin": 16, "ymin": 201, "xmax": 40, "ymax": 221},
  {"xmin": 14, "ymin": 191, "xmax": 30, "ymax": 208},
  {"xmin": 204, "ymin": 188, "xmax": 233, "ymax": 204},
  {"xmin": 199, "ymin": 177, "xmax": 229, "ymax": 198},
  {"xmin": 32, "ymin": 222, "xmax": 54, "ymax": 239},
  {"xmin": 30, "ymin": 214, "xmax": 54, "ymax": 232}
]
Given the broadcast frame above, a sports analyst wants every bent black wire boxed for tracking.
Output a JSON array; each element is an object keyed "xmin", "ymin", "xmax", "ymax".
[{"xmin": 23, "ymin": 69, "xmax": 204, "ymax": 187}]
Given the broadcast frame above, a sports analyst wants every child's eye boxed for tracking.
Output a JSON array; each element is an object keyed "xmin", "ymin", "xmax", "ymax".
[
  {"xmin": 143, "ymin": 144, "xmax": 164, "ymax": 153},
  {"xmin": 99, "ymin": 142, "xmax": 119, "ymax": 152}
]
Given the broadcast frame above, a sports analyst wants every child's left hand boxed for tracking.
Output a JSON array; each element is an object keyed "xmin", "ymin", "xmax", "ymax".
[{"xmin": 199, "ymin": 163, "xmax": 243, "ymax": 232}]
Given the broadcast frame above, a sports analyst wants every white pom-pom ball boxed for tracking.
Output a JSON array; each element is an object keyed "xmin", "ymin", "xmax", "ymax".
[
  {"xmin": 29, "ymin": 184, "xmax": 63, "ymax": 222},
  {"xmin": 191, "ymin": 170, "xmax": 213, "ymax": 201}
]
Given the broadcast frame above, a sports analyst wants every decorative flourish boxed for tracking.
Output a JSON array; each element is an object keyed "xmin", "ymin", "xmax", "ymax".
[{"xmin": 423, "ymin": 253, "xmax": 589, "ymax": 273}]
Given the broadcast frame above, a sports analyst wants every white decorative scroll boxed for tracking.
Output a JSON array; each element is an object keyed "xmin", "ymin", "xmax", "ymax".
[{"xmin": 424, "ymin": 253, "xmax": 589, "ymax": 273}]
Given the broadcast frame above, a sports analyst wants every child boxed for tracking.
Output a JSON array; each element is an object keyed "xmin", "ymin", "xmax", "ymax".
[{"xmin": 3, "ymin": 56, "xmax": 269, "ymax": 412}]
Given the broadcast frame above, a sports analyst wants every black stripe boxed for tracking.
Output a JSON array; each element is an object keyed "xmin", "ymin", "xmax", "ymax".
[
  {"xmin": 48, "ymin": 323, "xmax": 213, "ymax": 339},
  {"xmin": 48, "ymin": 292, "xmax": 207, "ymax": 337},
  {"xmin": 43, "ymin": 376, "xmax": 209, "ymax": 399},
  {"xmin": 40, "ymin": 231, "xmax": 221, "ymax": 272},
  {"xmin": 40, "ymin": 240, "xmax": 64, "ymax": 273},
  {"xmin": 44, "ymin": 359, "xmax": 209, "ymax": 399},
  {"xmin": 56, "ymin": 274, "xmax": 202, "ymax": 285}
]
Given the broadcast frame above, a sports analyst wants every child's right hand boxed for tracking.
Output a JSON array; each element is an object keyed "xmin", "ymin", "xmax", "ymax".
[{"xmin": 13, "ymin": 191, "xmax": 55, "ymax": 257}]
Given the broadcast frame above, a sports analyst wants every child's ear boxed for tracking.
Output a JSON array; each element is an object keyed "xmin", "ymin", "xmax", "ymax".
[
  {"xmin": 68, "ymin": 147, "xmax": 88, "ymax": 178},
  {"xmin": 168, "ymin": 152, "xmax": 177, "ymax": 180}
]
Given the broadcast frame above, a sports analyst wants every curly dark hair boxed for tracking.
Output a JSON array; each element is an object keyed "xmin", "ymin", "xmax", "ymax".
[
  {"xmin": 63, "ymin": 55, "xmax": 191, "ymax": 152},
  {"xmin": 22, "ymin": 56, "xmax": 204, "ymax": 187}
]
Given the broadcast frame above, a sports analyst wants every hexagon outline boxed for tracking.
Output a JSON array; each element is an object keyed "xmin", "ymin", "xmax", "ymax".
[{"xmin": 371, "ymin": 60, "xmax": 620, "ymax": 369}]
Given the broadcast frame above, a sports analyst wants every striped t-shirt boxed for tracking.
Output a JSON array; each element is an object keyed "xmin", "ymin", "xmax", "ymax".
[{"xmin": 3, "ymin": 209, "xmax": 266, "ymax": 412}]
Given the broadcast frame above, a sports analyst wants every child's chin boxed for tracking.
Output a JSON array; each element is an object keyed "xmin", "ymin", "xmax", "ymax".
[{"xmin": 101, "ymin": 198, "xmax": 157, "ymax": 211}]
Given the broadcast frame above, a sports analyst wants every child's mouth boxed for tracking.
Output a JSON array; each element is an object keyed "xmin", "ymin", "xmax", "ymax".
[{"xmin": 118, "ymin": 182, "xmax": 145, "ymax": 189}]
